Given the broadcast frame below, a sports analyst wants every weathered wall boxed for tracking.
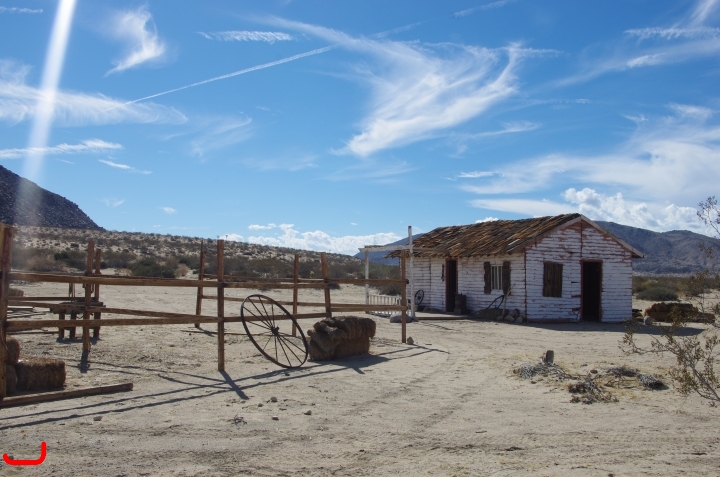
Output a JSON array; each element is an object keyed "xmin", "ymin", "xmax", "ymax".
[
  {"xmin": 406, "ymin": 255, "xmax": 525, "ymax": 313},
  {"xmin": 525, "ymin": 221, "xmax": 633, "ymax": 322}
]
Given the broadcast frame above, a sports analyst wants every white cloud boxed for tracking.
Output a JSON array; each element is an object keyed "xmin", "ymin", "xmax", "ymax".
[
  {"xmin": 160, "ymin": 207, "xmax": 176, "ymax": 214},
  {"xmin": 470, "ymin": 198, "xmax": 575, "ymax": 217},
  {"xmin": 99, "ymin": 159, "xmax": 151, "ymax": 174},
  {"xmin": 462, "ymin": 104, "xmax": 720, "ymax": 206},
  {"xmin": 224, "ymin": 234, "xmax": 244, "ymax": 241},
  {"xmin": 0, "ymin": 7, "xmax": 42, "ymax": 13},
  {"xmin": 626, "ymin": 53, "xmax": 665, "ymax": 68},
  {"xmin": 626, "ymin": 26, "xmax": 720, "ymax": 40},
  {"xmin": 458, "ymin": 171, "xmax": 496, "ymax": 179},
  {"xmin": 102, "ymin": 198, "xmax": 125, "ymax": 207},
  {"xmin": 476, "ymin": 217, "xmax": 499, "ymax": 223},
  {"xmin": 199, "ymin": 31, "xmax": 293, "ymax": 43},
  {"xmin": 247, "ymin": 223, "xmax": 402, "ymax": 255},
  {"xmin": 453, "ymin": 0, "xmax": 514, "ymax": 18},
  {"xmin": 0, "ymin": 139, "xmax": 121, "ymax": 159},
  {"xmin": 564, "ymin": 188, "xmax": 706, "ymax": 233},
  {"xmin": 106, "ymin": 6, "xmax": 166, "ymax": 75},
  {"xmin": 273, "ymin": 19, "xmax": 542, "ymax": 156},
  {"xmin": 691, "ymin": 0, "xmax": 720, "ymax": 25},
  {"xmin": 0, "ymin": 59, "xmax": 185, "ymax": 126},
  {"xmin": 248, "ymin": 223, "xmax": 277, "ymax": 230}
]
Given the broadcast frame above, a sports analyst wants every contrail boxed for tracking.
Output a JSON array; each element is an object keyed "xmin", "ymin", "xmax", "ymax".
[{"xmin": 111, "ymin": 45, "xmax": 336, "ymax": 110}]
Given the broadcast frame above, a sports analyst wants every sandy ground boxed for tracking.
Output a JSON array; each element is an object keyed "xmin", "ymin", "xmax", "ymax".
[{"xmin": 1, "ymin": 279, "xmax": 719, "ymax": 476}]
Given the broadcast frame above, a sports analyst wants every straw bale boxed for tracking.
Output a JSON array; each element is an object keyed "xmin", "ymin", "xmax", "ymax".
[
  {"xmin": 8, "ymin": 287, "xmax": 24, "ymax": 297},
  {"xmin": 5, "ymin": 365, "xmax": 17, "ymax": 395},
  {"xmin": 5, "ymin": 336, "xmax": 21, "ymax": 365},
  {"xmin": 307, "ymin": 316, "xmax": 376, "ymax": 361},
  {"xmin": 333, "ymin": 339, "xmax": 370, "ymax": 360},
  {"xmin": 644, "ymin": 302, "xmax": 713, "ymax": 323},
  {"xmin": 15, "ymin": 356, "xmax": 66, "ymax": 391}
]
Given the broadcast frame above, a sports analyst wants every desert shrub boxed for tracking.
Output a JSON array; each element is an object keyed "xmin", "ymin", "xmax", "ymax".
[
  {"xmin": 129, "ymin": 258, "xmax": 175, "ymax": 278},
  {"xmin": 53, "ymin": 250, "xmax": 86, "ymax": 270},
  {"xmin": 102, "ymin": 251, "xmax": 136, "ymax": 269},
  {"xmin": 26, "ymin": 255, "xmax": 65, "ymax": 272},
  {"xmin": 176, "ymin": 264, "xmax": 189, "ymax": 277},
  {"xmin": 636, "ymin": 286, "xmax": 679, "ymax": 301},
  {"xmin": 178, "ymin": 255, "xmax": 200, "ymax": 269}
]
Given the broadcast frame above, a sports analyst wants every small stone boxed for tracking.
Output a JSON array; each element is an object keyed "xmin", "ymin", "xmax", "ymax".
[
  {"xmin": 304, "ymin": 410, "xmax": 312, "ymax": 415},
  {"xmin": 270, "ymin": 396, "xmax": 278, "ymax": 403},
  {"xmin": 590, "ymin": 369, "xmax": 598, "ymax": 374},
  {"xmin": 271, "ymin": 416, "xmax": 279, "ymax": 420},
  {"xmin": 93, "ymin": 416, "xmax": 103, "ymax": 422},
  {"xmin": 406, "ymin": 337, "xmax": 414, "ymax": 345},
  {"xmin": 643, "ymin": 316, "xmax": 653, "ymax": 326},
  {"xmin": 257, "ymin": 403, "xmax": 263, "ymax": 407}
]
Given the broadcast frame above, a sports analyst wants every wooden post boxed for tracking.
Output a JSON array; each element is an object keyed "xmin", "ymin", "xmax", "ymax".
[
  {"xmin": 292, "ymin": 254, "xmax": 299, "ymax": 337},
  {"xmin": 365, "ymin": 249, "xmax": 370, "ymax": 309},
  {"xmin": 0, "ymin": 223, "xmax": 15, "ymax": 400},
  {"xmin": 408, "ymin": 226, "xmax": 415, "ymax": 319},
  {"xmin": 320, "ymin": 252, "xmax": 331, "ymax": 319},
  {"xmin": 194, "ymin": 240, "xmax": 206, "ymax": 328},
  {"xmin": 82, "ymin": 241, "xmax": 95, "ymax": 353},
  {"xmin": 400, "ymin": 252, "xmax": 407, "ymax": 343},
  {"xmin": 217, "ymin": 240, "xmax": 225, "ymax": 372},
  {"xmin": 92, "ymin": 248, "xmax": 102, "ymax": 339}
]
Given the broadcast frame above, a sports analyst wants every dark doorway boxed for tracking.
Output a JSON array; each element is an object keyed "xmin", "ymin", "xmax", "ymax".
[
  {"xmin": 582, "ymin": 261, "xmax": 602, "ymax": 321},
  {"xmin": 446, "ymin": 259, "xmax": 458, "ymax": 312}
]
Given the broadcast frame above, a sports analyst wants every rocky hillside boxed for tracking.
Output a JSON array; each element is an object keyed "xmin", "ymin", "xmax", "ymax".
[
  {"xmin": 0, "ymin": 165, "xmax": 100, "ymax": 229},
  {"xmin": 596, "ymin": 221, "xmax": 720, "ymax": 275}
]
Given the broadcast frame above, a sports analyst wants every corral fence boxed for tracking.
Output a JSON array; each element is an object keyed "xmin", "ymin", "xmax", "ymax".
[
  {"xmin": 0, "ymin": 223, "xmax": 410, "ymax": 399},
  {"xmin": 367, "ymin": 294, "xmax": 402, "ymax": 317}
]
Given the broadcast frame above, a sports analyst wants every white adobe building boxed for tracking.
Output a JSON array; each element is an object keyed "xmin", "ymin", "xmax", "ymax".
[{"xmin": 391, "ymin": 214, "xmax": 643, "ymax": 323}]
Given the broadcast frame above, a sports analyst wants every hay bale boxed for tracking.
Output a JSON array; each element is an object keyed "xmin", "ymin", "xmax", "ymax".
[
  {"xmin": 5, "ymin": 365, "xmax": 17, "ymax": 395},
  {"xmin": 15, "ymin": 356, "xmax": 66, "ymax": 391},
  {"xmin": 5, "ymin": 336, "xmax": 21, "ymax": 365},
  {"xmin": 644, "ymin": 302, "xmax": 700, "ymax": 322},
  {"xmin": 333, "ymin": 339, "xmax": 370, "ymax": 360},
  {"xmin": 8, "ymin": 287, "xmax": 24, "ymax": 297},
  {"xmin": 307, "ymin": 316, "xmax": 376, "ymax": 361}
]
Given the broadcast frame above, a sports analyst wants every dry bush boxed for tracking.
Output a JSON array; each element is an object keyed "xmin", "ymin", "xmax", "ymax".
[{"xmin": 25, "ymin": 255, "xmax": 65, "ymax": 272}]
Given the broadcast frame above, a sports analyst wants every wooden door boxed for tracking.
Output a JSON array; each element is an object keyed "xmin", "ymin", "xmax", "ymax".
[{"xmin": 581, "ymin": 261, "xmax": 602, "ymax": 321}]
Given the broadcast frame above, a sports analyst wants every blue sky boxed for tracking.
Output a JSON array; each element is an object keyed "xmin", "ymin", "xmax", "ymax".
[{"xmin": 1, "ymin": 0, "xmax": 719, "ymax": 254}]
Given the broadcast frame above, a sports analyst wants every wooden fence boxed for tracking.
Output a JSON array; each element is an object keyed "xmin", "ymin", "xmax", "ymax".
[{"xmin": 0, "ymin": 224, "xmax": 409, "ymax": 399}]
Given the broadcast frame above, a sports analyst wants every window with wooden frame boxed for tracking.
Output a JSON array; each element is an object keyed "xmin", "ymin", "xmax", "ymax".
[
  {"xmin": 491, "ymin": 265, "xmax": 503, "ymax": 291},
  {"xmin": 543, "ymin": 262, "xmax": 563, "ymax": 297}
]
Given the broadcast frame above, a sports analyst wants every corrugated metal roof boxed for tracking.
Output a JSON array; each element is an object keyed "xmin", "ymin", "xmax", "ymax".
[{"xmin": 389, "ymin": 214, "xmax": 642, "ymax": 259}]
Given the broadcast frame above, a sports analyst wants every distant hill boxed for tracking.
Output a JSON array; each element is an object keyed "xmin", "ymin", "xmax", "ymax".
[
  {"xmin": 356, "ymin": 221, "xmax": 720, "ymax": 275},
  {"xmin": 596, "ymin": 221, "xmax": 720, "ymax": 275},
  {"xmin": 353, "ymin": 234, "xmax": 423, "ymax": 265},
  {"xmin": 0, "ymin": 165, "xmax": 100, "ymax": 229}
]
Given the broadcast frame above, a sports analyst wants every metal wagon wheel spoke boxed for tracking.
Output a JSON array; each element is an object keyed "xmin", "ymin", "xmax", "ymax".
[
  {"xmin": 241, "ymin": 294, "xmax": 309, "ymax": 368},
  {"xmin": 414, "ymin": 289, "xmax": 424, "ymax": 306}
]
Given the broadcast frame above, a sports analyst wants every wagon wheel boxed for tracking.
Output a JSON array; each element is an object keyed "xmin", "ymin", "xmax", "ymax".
[
  {"xmin": 414, "ymin": 289, "xmax": 425, "ymax": 306},
  {"xmin": 240, "ymin": 294, "xmax": 308, "ymax": 368}
]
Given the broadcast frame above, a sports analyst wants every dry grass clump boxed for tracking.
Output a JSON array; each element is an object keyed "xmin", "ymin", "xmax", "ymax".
[
  {"xmin": 15, "ymin": 356, "xmax": 66, "ymax": 391},
  {"xmin": 307, "ymin": 316, "xmax": 376, "ymax": 361}
]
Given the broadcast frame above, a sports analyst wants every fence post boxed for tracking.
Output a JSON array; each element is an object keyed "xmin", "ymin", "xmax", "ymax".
[
  {"xmin": 82, "ymin": 241, "xmax": 95, "ymax": 354},
  {"xmin": 195, "ymin": 240, "xmax": 206, "ymax": 328},
  {"xmin": 320, "ymin": 252, "xmax": 331, "ymax": 319},
  {"xmin": 292, "ymin": 254, "xmax": 299, "ymax": 336},
  {"xmin": 401, "ymin": 252, "xmax": 407, "ymax": 343},
  {"xmin": 364, "ymin": 249, "xmax": 369, "ymax": 309},
  {"xmin": 217, "ymin": 240, "xmax": 225, "ymax": 372},
  {"xmin": 92, "ymin": 248, "xmax": 102, "ymax": 338},
  {"xmin": 0, "ymin": 223, "xmax": 15, "ymax": 400}
]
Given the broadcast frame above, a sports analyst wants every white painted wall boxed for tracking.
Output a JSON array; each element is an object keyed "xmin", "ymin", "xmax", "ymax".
[{"xmin": 525, "ymin": 221, "xmax": 633, "ymax": 322}]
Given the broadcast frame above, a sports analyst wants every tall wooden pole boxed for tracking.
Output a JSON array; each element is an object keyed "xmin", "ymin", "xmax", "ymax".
[
  {"xmin": 408, "ymin": 226, "xmax": 415, "ymax": 320},
  {"xmin": 92, "ymin": 248, "xmax": 102, "ymax": 338},
  {"xmin": 217, "ymin": 240, "xmax": 225, "ymax": 372},
  {"xmin": 292, "ymin": 254, "xmax": 299, "ymax": 337},
  {"xmin": 0, "ymin": 224, "xmax": 15, "ymax": 399},
  {"xmin": 194, "ymin": 240, "xmax": 206, "ymax": 328},
  {"xmin": 365, "ymin": 249, "xmax": 370, "ymax": 308},
  {"xmin": 82, "ymin": 241, "xmax": 95, "ymax": 353},
  {"xmin": 400, "ymin": 252, "xmax": 407, "ymax": 343},
  {"xmin": 320, "ymin": 252, "xmax": 331, "ymax": 319}
]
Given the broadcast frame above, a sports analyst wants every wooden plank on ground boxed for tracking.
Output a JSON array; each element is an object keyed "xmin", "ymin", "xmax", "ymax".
[{"xmin": 0, "ymin": 383, "xmax": 133, "ymax": 408}]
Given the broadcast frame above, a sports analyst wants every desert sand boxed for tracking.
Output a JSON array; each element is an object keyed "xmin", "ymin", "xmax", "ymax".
[{"xmin": 1, "ymin": 277, "xmax": 718, "ymax": 476}]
